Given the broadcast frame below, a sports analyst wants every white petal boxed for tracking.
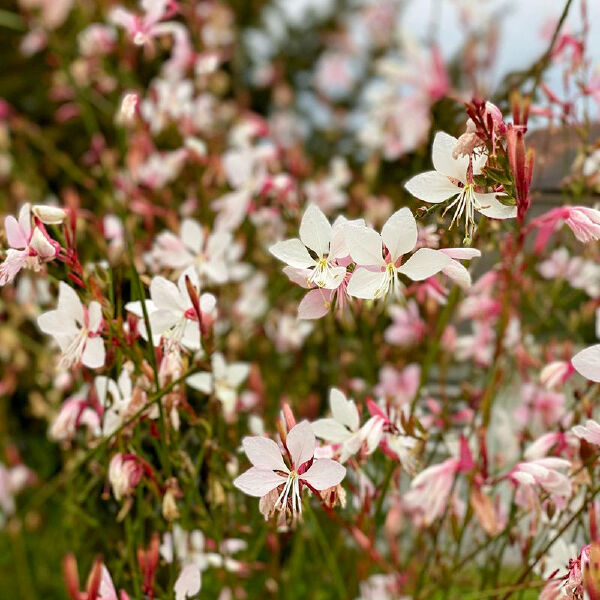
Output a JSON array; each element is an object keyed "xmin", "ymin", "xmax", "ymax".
[
  {"xmin": 319, "ymin": 265, "xmax": 347, "ymax": 290},
  {"xmin": 242, "ymin": 436, "xmax": 288, "ymax": 472},
  {"xmin": 269, "ymin": 239, "xmax": 315, "ymax": 269},
  {"xmin": 286, "ymin": 421, "xmax": 316, "ymax": 469},
  {"xmin": 177, "ymin": 267, "xmax": 200, "ymax": 301},
  {"xmin": 124, "ymin": 299, "xmax": 156, "ymax": 319},
  {"xmin": 344, "ymin": 225, "xmax": 384, "ymax": 266},
  {"xmin": 398, "ymin": 248, "xmax": 451, "ymax": 281},
  {"xmin": 227, "ymin": 363, "xmax": 250, "ymax": 387},
  {"xmin": 233, "ymin": 467, "xmax": 286, "ymax": 497},
  {"xmin": 300, "ymin": 458, "xmax": 346, "ymax": 490},
  {"xmin": 299, "ymin": 204, "xmax": 331, "ymax": 257},
  {"xmin": 174, "ymin": 564, "xmax": 201, "ymax": 600},
  {"xmin": 181, "ymin": 321, "xmax": 202, "ymax": 351},
  {"xmin": 187, "ymin": 372, "xmax": 213, "ymax": 393},
  {"xmin": 572, "ymin": 345, "xmax": 600, "ymax": 382},
  {"xmin": 148, "ymin": 310, "xmax": 179, "ymax": 337},
  {"xmin": 432, "ymin": 131, "xmax": 468, "ymax": 180},
  {"xmin": 29, "ymin": 228, "xmax": 56, "ymax": 258},
  {"xmin": 32, "ymin": 205, "xmax": 67, "ymax": 225},
  {"xmin": 81, "ymin": 337, "xmax": 105, "ymax": 369},
  {"xmin": 37, "ymin": 309, "xmax": 78, "ymax": 337},
  {"xmin": 330, "ymin": 388, "xmax": 359, "ymax": 431},
  {"xmin": 311, "ymin": 418, "xmax": 351, "ymax": 443},
  {"xmin": 57, "ymin": 282, "xmax": 84, "ymax": 326},
  {"xmin": 150, "ymin": 276, "xmax": 185, "ymax": 312},
  {"xmin": 346, "ymin": 268, "xmax": 386, "ymax": 299},
  {"xmin": 88, "ymin": 301, "xmax": 103, "ymax": 332},
  {"xmin": 475, "ymin": 193, "xmax": 518, "ymax": 220},
  {"xmin": 404, "ymin": 171, "xmax": 459, "ymax": 203},
  {"xmin": 180, "ymin": 219, "xmax": 204, "ymax": 254},
  {"xmin": 381, "ymin": 207, "xmax": 417, "ymax": 261}
]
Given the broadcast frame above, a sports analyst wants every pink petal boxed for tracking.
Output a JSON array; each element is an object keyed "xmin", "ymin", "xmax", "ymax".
[
  {"xmin": 5, "ymin": 216, "xmax": 28, "ymax": 249},
  {"xmin": 298, "ymin": 288, "xmax": 334, "ymax": 320}
]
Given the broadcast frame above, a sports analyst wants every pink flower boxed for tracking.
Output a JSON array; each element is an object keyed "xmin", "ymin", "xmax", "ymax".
[
  {"xmin": 233, "ymin": 421, "xmax": 346, "ymax": 519},
  {"xmin": 109, "ymin": 0, "xmax": 192, "ymax": 72},
  {"xmin": 49, "ymin": 387, "xmax": 101, "ymax": 441},
  {"xmin": 37, "ymin": 282, "xmax": 105, "ymax": 369},
  {"xmin": 540, "ymin": 360, "xmax": 575, "ymax": 389},
  {"xmin": 109, "ymin": 453, "xmax": 144, "ymax": 501},
  {"xmin": 403, "ymin": 458, "xmax": 459, "ymax": 526},
  {"xmin": 510, "ymin": 458, "xmax": 571, "ymax": 499},
  {"xmin": 384, "ymin": 300, "xmax": 425, "ymax": 347},
  {"xmin": 531, "ymin": 206, "xmax": 600, "ymax": 252},
  {"xmin": 375, "ymin": 364, "xmax": 420, "ymax": 406},
  {"xmin": 572, "ymin": 419, "xmax": 600, "ymax": 446},
  {"xmin": 515, "ymin": 383, "xmax": 565, "ymax": 428},
  {"xmin": 0, "ymin": 203, "xmax": 61, "ymax": 286}
]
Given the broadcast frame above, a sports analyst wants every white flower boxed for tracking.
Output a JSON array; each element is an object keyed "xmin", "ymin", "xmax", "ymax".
[
  {"xmin": 37, "ymin": 282, "xmax": 105, "ymax": 369},
  {"xmin": 270, "ymin": 204, "xmax": 347, "ymax": 289},
  {"xmin": 95, "ymin": 368, "xmax": 134, "ymax": 437},
  {"xmin": 161, "ymin": 525, "xmax": 246, "ymax": 600},
  {"xmin": 186, "ymin": 353, "xmax": 250, "ymax": 417},
  {"xmin": 344, "ymin": 207, "xmax": 451, "ymax": 300},
  {"xmin": 405, "ymin": 132, "xmax": 517, "ymax": 235},
  {"xmin": 146, "ymin": 219, "xmax": 246, "ymax": 284},
  {"xmin": 233, "ymin": 421, "xmax": 346, "ymax": 519},
  {"xmin": 125, "ymin": 267, "xmax": 216, "ymax": 352},
  {"xmin": 312, "ymin": 388, "xmax": 379, "ymax": 462}
]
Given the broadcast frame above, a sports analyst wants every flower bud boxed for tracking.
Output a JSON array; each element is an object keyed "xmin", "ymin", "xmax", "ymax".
[{"xmin": 32, "ymin": 205, "xmax": 67, "ymax": 224}]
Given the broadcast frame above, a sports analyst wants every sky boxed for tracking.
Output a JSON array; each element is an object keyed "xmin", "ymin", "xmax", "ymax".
[{"xmin": 403, "ymin": 0, "xmax": 600, "ymax": 94}]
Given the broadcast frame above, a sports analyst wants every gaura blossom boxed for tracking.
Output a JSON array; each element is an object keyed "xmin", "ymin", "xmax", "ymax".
[
  {"xmin": 186, "ymin": 353, "xmax": 250, "ymax": 418},
  {"xmin": 405, "ymin": 132, "xmax": 517, "ymax": 236},
  {"xmin": 49, "ymin": 385, "xmax": 101, "ymax": 441},
  {"xmin": 161, "ymin": 525, "xmax": 246, "ymax": 600},
  {"xmin": 125, "ymin": 267, "xmax": 216, "ymax": 352},
  {"xmin": 282, "ymin": 215, "xmax": 364, "ymax": 319},
  {"xmin": 531, "ymin": 205, "xmax": 600, "ymax": 251},
  {"xmin": 233, "ymin": 421, "xmax": 346, "ymax": 519},
  {"xmin": 108, "ymin": 453, "xmax": 144, "ymax": 501},
  {"xmin": 95, "ymin": 369, "xmax": 135, "ymax": 437},
  {"xmin": 510, "ymin": 458, "xmax": 571, "ymax": 500},
  {"xmin": 109, "ymin": 0, "xmax": 192, "ymax": 73},
  {"xmin": 312, "ymin": 388, "xmax": 381, "ymax": 463},
  {"xmin": 0, "ymin": 203, "xmax": 63, "ymax": 285},
  {"xmin": 572, "ymin": 419, "xmax": 600, "ymax": 446},
  {"xmin": 384, "ymin": 300, "xmax": 426, "ymax": 347},
  {"xmin": 37, "ymin": 282, "xmax": 105, "ymax": 369},
  {"xmin": 270, "ymin": 204, "xmax": 347, "ymax": 290},
  {"xmin": 344, "ymin": 207, "xmax": 451, "ymax": 300},
  {"xmin": 146, "ymin": 218, "xmax": 246, "ymax": 284},
  {"xmin": 403, "ymin": 457, "xmax": 459, "ymax": 526},
  {"xmin": 540, "ymin": 360, "xmax": 575, "ymax": 389}
]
